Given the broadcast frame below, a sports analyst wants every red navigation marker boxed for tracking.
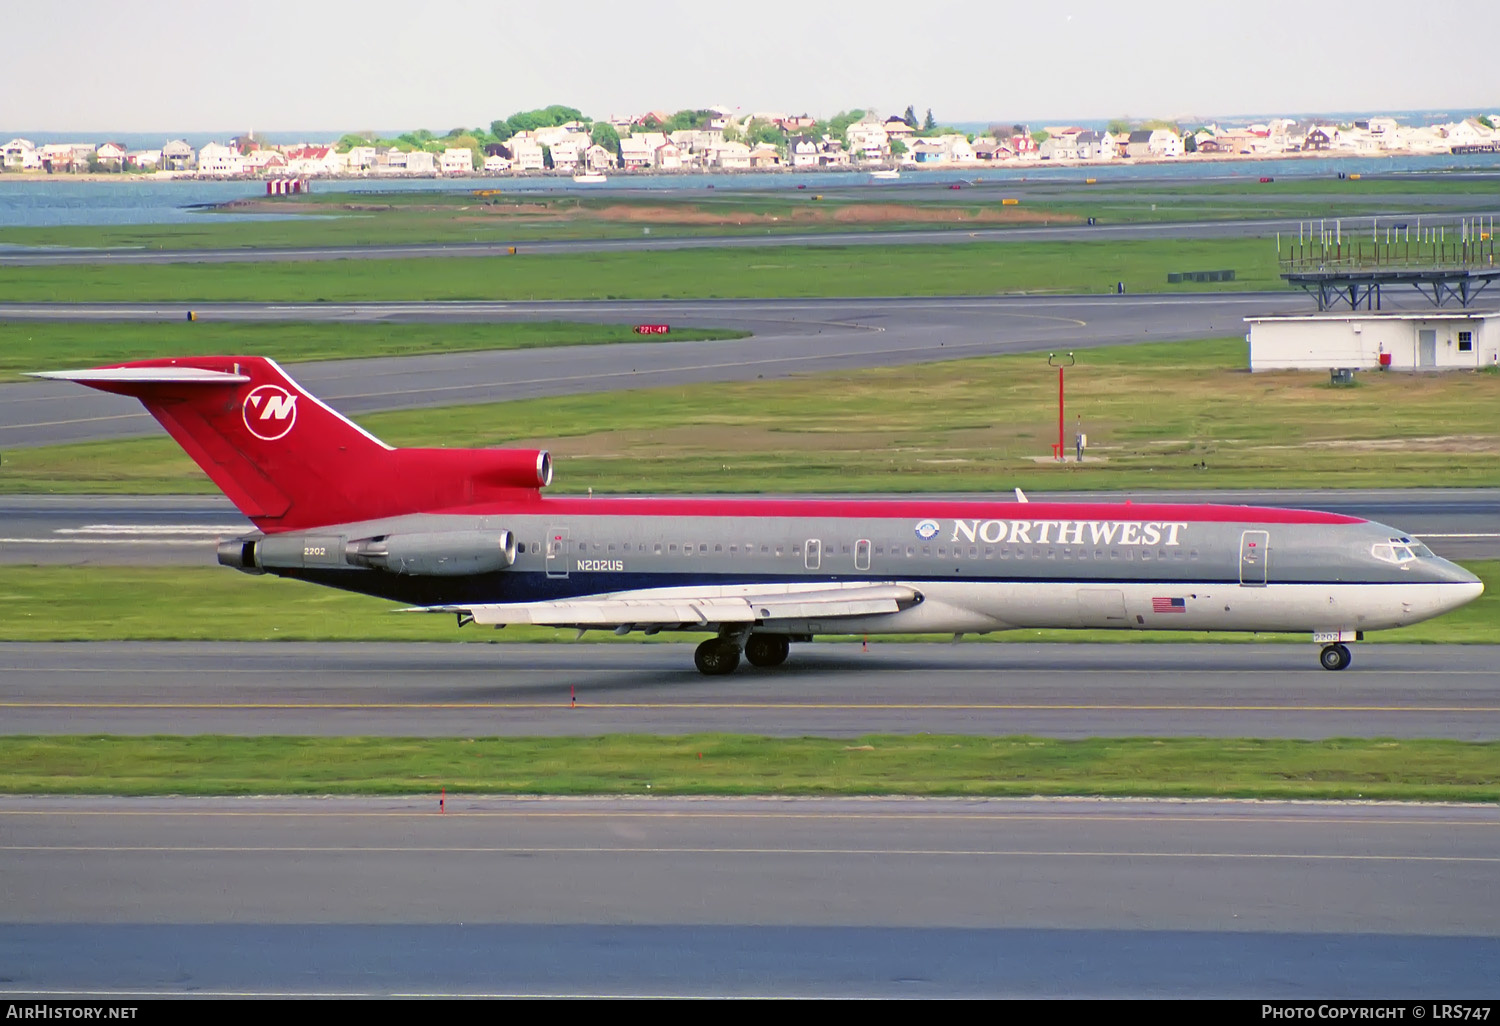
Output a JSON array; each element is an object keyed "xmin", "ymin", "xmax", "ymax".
[{"xmin": 633, "ymin": 324, "xmax": 671, "ymax": 335}]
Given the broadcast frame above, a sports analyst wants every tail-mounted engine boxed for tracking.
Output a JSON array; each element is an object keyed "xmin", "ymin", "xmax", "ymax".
[{"xmin": 218, "ymin": 530, "xmax": 518, "ymax": 577}]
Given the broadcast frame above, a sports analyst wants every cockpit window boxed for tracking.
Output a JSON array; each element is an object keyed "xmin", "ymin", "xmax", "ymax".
[
  {"xmin": 1373, "ymin": 538, "xmax": 1420, "ymax": 563},
  {"xmin": 1409, "ymin": 541, "xmax": 1434, "ymax": 558}
]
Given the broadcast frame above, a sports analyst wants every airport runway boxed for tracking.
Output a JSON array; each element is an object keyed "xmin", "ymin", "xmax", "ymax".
[
  {"xmin": 1, "ymin": 292, "xmax": 1313, "ymax": 447},
  {"xmin": 4, "ymin": 489, "xmax": 1493, "ymax": 565},
  {"xmin": 2, "ymin": 210, "xmax": 1496, "ymax": 265},
  {"xmin": 2, "ymin": 795, "xmax": 1496, "ymax": 996},
  {"xmin": 3, "ymin": 641, "xmax": 1496, "ymax": 738}
]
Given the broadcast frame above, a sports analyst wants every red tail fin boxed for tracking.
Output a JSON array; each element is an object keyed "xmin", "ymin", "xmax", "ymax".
[{"xmin": 37, "ymin": 356, "xmax": 551, "ymax": 532}]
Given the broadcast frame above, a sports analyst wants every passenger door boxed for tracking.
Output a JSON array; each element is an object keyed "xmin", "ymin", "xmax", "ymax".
[{"xmin": 1239, "ymin": 530, "xmax": 1268, "ymax": 587}]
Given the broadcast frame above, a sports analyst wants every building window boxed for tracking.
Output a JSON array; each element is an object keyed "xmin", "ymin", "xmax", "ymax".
[{"xmin": 1458, "ymin": 331, "xmax": 1473, "ymax": 353}]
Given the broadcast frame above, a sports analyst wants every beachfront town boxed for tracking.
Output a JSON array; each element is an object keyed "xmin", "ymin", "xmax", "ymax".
[{"xmin": 5, "ymin": 106, "xmax": 1500, "ymax": 179}]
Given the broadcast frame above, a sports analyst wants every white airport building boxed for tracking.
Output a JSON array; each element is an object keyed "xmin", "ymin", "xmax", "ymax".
[{"xmin": 1245, "ymin": 310, "xmax": 1500, "ymax": 371}]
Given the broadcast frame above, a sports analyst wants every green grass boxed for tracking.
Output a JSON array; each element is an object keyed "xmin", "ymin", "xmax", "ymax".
[
  {"xmin": 0, "ymin": 320, "xmax": 744, "ymax": 383},
  {"xmin": 0, "ymin": 562, "xmax": 1492, "ymax": 643},
  {"xmin": 1, "ymin": 174, "xmax": 1490, "ymax": 251},
  {"xmin": 8, "ymin": 337, "xmax": 1498, "ymax": 494},
  {"xmin": 0, "ymin": 238, "xmax": 1286, "ymax": 302},
  {"xmin": 1, "ymin": 734, "xmax": 1496, "ymax": 800}
]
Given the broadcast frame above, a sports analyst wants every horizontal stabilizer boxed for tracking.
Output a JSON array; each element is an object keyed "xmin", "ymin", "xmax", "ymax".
[{"xmin": 30, "ymin": 367, "xmax": 251, "ymax": 384}]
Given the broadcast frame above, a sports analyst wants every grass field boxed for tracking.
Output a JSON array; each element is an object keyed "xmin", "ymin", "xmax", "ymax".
[
  {"xmin": 8, "ymin": 338, "xmax": 1497, "ymax": 494},
  {"xmin": 0, "ymin": 320, "xmax": 744, "ymax": 383},
  {"xmin": 0, "ymin": 237, "xmax": 1286, "ymax": 302},
  {"xmin": 0, "ymin": 174, "xmax": 1488, "ymax": 251},
  {"xmin": 1, "ymin": 734, "xmax": 1496, "ymax": 800},
  {"xmin": 0, "ymin": 561, "xmax": 1492, "ymax": 644}
]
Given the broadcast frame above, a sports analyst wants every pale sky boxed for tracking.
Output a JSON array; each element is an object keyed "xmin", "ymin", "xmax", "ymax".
[{"xmin": 4, "ymin": 0, "xmax": 1497, "ymax": 132}]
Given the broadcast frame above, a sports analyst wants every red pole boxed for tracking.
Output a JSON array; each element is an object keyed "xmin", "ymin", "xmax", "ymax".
[{"xmin": 1057, "ymin": 365, "xmax": 1065, "ymax": 460}]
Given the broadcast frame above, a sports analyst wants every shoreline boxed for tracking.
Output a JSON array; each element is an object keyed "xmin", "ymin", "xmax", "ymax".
[{"xmin": 0, "ymin": 148, "xmax": 1493, "ymax": 185}]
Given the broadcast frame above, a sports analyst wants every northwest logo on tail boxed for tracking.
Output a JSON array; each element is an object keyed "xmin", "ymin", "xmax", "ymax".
[{"xmin": 242, "ymin": 384, "xmax": 297, "ymax": 440}]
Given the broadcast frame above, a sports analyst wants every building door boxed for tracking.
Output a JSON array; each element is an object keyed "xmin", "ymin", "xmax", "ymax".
[
  {"xmin": 1418, "ymin": 329, "xmax": 1437, "ymax": 368},
  {"xmin": 545, "ymin": 527, "xmax": 569, "ymax": 579},
  {"xmin": 854, "ymin": 538, "xmax": 871, "ymax": 571},
  {"xmin": 1239, "ymin": 530, "xmax": 1269, "ymax": 587}
]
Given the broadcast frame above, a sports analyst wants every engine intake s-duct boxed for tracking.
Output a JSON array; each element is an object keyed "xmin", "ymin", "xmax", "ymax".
[{"xmin": 345, "ymin": 530, "xmax": 517, "ymax": 576}]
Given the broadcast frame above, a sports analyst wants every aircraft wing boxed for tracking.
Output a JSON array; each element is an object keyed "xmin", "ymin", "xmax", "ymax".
[{"xmin": 412, "ymin": 581, "xmax": 921, "ymax": 628}]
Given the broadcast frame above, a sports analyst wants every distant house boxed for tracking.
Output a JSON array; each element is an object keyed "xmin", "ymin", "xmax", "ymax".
[
  {"xmin": 1125, "ymin": 130, "xmax": 1154, "ymax": 158},
  {"xmin": 482, "ymin": 154, "xmax": 511, "ymax": 173},
  {"xmin": 344, "ymin": 146, "xmax": 378, "ymax": 171},
  {"xmin": 653, "ymin": 141, "xmax": 683, "ymax": 170},
  {"xmin": 197, "ymin": 142, "xmax": 246, "ymax": 175},
  {"xmin": 2, "ymin": 138, "xmax": 36, "ymax": 170},
  {"xmin": 845, "ymin": 119, "xmax": 890, "ymax": 162},
  {"xmin": 1303, "ymin": 127, "xmax": 1333, "ymax": 151},
  {"xmin": 284, "ymin": 145, "xmax": 344, "ymax": 175},
  {"xmin": 508, "ymin": 139, "xmax": 544, "ymax": 171},
  {"xmin": 242, "ymin": 149, "xmax": 284, "ymax": 173},
  {"xmin": 161, "ymin": 139, "xmax": 195, "ymax": 171},
  {"xmin": 711, "ymin": 141, "xmax": 751, "ymax": 169},
  {"xmin": 618, "ymin": 136, "xmax": 653, "ymax": 169},
  {"xmin": 404, "ymin": 150, "xmax": 436, "ymax": 174},
  {"xmin": 127, "ymin": 149, "xmax": 161, "ymax": 170},
  {"xmin": 883, "ymin": 117, "xmax": 915, "ymax": 140},
  {"xmin": 584, "ymin": 144, "xmax": 614, "ymax": 171},
  {"xmin": 94, "ymin": 141, "xmax": 127, "ymax": 170},
  {"xmin": 789, "ymin": 135, "xmax": 819, "ymax": 167},
  {"xmin": 748, "ymin": 144, "xmax": 780, "ymax": 168},
  {"xmin": 440, "ymin": 148, "xmax": 474, "ymax": 174},
  {"xmin": 550, "ymin": 137, "xmax": 584, "ymax": 171}
]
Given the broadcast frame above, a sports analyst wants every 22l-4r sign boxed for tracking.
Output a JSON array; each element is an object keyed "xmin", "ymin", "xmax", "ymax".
[{"xmin": 634, "ymin": 324, "xmax": 670, "ymax": 335}]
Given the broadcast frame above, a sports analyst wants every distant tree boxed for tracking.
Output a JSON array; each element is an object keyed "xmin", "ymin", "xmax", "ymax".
[
  {"xmin": 336, "ymin": 133, "xmax": 371, "ymax": 152},
  {"xmin": 1031, "ymin": 129, "xmax": 1050, "ymax": 144},
  {"xmin": 1183, "ymin": 133, "xmax": 1197, "ymax": 153},
  {"xmin": 903, "ymin": 105, "xmax": 917, "ymax": 128},
  {"xmin": 1480, "ymin": 115, "xmax": 1496, "ymax": 130},
  {"xmin": 542, "ymin": 145, "xmax": 554, "ymax": 170},
  {"xmin": 747, "ymin": 120, "xmax": 786, "ymax": 148},
  {"xmin": 490, "ymin": 119, "xmax": 514, "ymax": 142},
  {"xmin": 1141, "ymin": 119, "xmax": 1180, "ymax": 133},
  {"xmin": 492, "ymin": 106, "xmax": 589, "ymax": 141},
  {"xmin": 890, "ymin": 138, "xmax": 908, "ymax": 156},
  {"xmin": 1106, "ymin": 118, "xmax": 1133, "ymax": 135},
  {"xmin": 923, "ymin": 108, "xmax": 936, "ymax": 130},
  {"xmin": 590, "ymin": 121, "xmax": 621, "ymax": 155}
]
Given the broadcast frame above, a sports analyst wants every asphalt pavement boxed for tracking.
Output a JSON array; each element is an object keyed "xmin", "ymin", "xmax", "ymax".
[
  {"xmin": 2, "ymin": 795, "xmax": 1496, "ymax": 996},
  {"xmin": 0, "ymin": 292, "xmax": 1313, "ymax": 447},
  {"xmin": 3, "ymin": 641, "xmax": 1495, "ymax": 738}
]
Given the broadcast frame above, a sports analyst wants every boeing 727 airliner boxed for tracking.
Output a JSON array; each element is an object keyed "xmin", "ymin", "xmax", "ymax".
[{"xmin": 38, "ymin": 356, "xmax": 1483, "ymax": 675}]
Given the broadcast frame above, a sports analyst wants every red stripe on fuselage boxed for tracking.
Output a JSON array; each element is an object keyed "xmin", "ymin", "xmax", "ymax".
[{"xmin": 429, "ymin": 497, "xmax": 1365, "ymax": 525}]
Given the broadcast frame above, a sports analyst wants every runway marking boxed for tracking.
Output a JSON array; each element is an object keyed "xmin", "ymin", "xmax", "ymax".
[
  {"xmin": 0, "ymin": 413, "xmax": 149, "ymax": 431},
  {"xmin": 5, "ymin": 844, "xmax": 1498, "ymax": 863},
  {"xmin": 3, "ymin": 700, "xmax": 1498, "ymax": 713}
]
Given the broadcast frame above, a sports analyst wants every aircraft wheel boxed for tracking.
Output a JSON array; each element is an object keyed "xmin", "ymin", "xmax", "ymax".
[
  {"xmin": 1319, "ymin": 644, "xmax": 1352, "ymax": 671},
  {"xmin": 745, "ymin": 634, "xmax": 790, "ymax": 668},
  {"xmin": 694, "ymin": 638, "xmax": 741, "ymax": 676}
]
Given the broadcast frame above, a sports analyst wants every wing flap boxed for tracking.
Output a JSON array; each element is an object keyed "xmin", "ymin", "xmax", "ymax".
[{"xmin": 418, "ymin": 582, "xmax": 919, "ymax": 628}]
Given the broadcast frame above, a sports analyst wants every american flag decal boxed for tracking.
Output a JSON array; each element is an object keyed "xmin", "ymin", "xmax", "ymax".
[{"xmin": 1152, "ymin": 597, "xmax": 1186, "ymax": 613}]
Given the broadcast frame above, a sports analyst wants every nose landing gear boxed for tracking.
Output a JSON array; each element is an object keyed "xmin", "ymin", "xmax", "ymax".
[{"xmin": 1319, "ymin": 643, "xmax": 1353, "ymax": 671}]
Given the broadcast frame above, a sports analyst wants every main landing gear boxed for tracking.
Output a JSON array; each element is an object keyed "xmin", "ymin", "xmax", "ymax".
[
  {"xmin": 694, "ymin": 634, "xmax": 791, "ymax": 675},
  {"xmin": 1319, "ymin": 643, "xmax": 1353, "ymax": 671}
]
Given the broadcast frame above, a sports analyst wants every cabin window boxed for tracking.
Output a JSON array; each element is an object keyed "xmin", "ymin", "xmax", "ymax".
[
  {"xmin": 906, "ymin": 546, "xmax": 914, "ymax": 557},
  {"xmin": 517, "ymin": 543, "xmax": 526, "ymax": 554},
  {"xmin": 654, "ymin": 543, "xmax": 662, "ymax": 554},
  {"xmin": 729, "ymin": 545, "xmax": 737, "ymax": 553},
  {"xmin": 1141, "ymin": 549, "xmax": 1152, "ymax": 561},
  {"xmin": 761, "ymin": 545, "xmax": 769, "ymax": 553},
  {"xmin": 875, "ymin": 546, "xmax": 884, "ymax": 555},
  {"xmin": 1189, "ymin": 548, "xmax": 1200, "ymax": 561},
  {"xmin": 969, "ymin": 546, "xmax": 978, "ymax": 558},
  {"xmin": 922, "ymin": 546, "xmax": 931, "ymax": 557},
  {"xmin": 608, "ymin": 543, "xmax": 615, "ymax": 552},
  {"xmin": 714, "ymin": 544, "xmax": 722, "ymax": 553},
  {"xmin": 776, "ymin": 546, "xmax": 784, "ymax": 557}
]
